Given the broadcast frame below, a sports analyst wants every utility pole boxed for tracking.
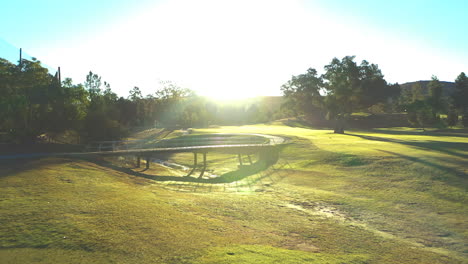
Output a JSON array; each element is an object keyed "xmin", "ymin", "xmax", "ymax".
[
  {"xmin": 58, "ymin": 67, "xmax": 61, "ymax": 86},
  {"xmin": 19, "ymin": 48, "xmax": 22, "ymax": 66}
]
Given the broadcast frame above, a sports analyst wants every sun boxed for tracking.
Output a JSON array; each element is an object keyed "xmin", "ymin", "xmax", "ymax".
[{"xmin": 202, "ymin": 90, "xmax": 255, "ymax": 101}]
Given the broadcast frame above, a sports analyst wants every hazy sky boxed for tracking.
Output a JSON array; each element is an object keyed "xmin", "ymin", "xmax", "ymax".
[{"xmin": 1, "ymin": 0, "xmax": 467, "ymax": 99}]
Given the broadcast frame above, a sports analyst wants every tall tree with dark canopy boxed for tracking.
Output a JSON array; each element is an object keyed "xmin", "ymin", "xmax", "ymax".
[
  {"xmin": 427, "ymin": 75, "xmax": 443, "ymax": 119},
  {"xmin": 322, "ymin": 56, "xmax": 398, "ymax": 133},
  {"xmin": 84, "ymin": 71, "xmax": 102, "ymax": 99},
  {"xmin": 83, "ymin": 72, "xmax": 127, "ymax": 140},
  {"xmin": 453, "ymin": 72, "xmax": 468, "ymax": 126},
  {"xmin": 281, "ymin": 56, "xmax": 398, "ymax": 133},
  {"xmin": 280, "ymin": 68, "xmax": 324, "ymax": 117},
  {"xmin": 411, "ymin": 82, "xmax": 425, "ymax": 101}
]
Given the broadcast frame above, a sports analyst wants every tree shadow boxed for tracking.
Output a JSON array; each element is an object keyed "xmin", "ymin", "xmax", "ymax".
[
  {"xmin": 376, "ymin": 149, "xmax": 467, "ymax": 188},
  {"xmin": 341, "ymin": 133, "xmax": 467, "ymax": 187},
  {"xmin": 0, "ymin": 157, "xmax": 74, "ymax": 178},
  {"xmin": 367, "ymin": 128, "xmax": 468, "ymax": 138},
  {"xmin": 345, "ymin": 133, "xmax": 468, "ymax": 160}
]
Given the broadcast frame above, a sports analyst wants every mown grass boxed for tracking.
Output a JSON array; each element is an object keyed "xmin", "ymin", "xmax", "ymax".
[{"xmin": 0, "ymin": 123, "xmax": 466, "ymax": 263}]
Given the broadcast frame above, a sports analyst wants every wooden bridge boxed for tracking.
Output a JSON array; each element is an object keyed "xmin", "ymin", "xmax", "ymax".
[
  {"xmin": 2, "ymin": 133, "xmax": 286, "ymax": 178},
  {"xmin": 84, "ymin": 134, "xmax": 286, "ymax": 178}
]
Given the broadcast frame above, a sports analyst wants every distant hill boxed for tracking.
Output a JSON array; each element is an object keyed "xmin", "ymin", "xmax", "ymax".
[
  {"xmin": 400, "ymin": 81, "xmax": 456, "ymax": 97},
  {"xmin": 208, "ymin": 96, "xmax": 284, "ymax": 112}
]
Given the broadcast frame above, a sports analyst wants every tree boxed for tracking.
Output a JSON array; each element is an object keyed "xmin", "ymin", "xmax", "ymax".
[
  {"xmin": 428, "ymin": 75, "xmax": 443, "ymax": 119},
  {"xmin": 322, "ymin": 56, "xmax": 396, "ymax": 133},
  {"xmin": 11, "ymin": 58, "xmax": 57, "ymax": 141},
  {"xmin": 154, "ymin": 81, "xmax": 195, "ymax": 127},
  {"xmin": 398, "ymin": 84, "xmax": 413, "ymax": 111},
  {"xmin": 447, "ymin": 106, "xmax": 458, "ymax": 127},
  {"xmin": 280, "ymin": 68, "xmax": 323, "ymax": 116},
  {"xmin": 453, "ymin": 72, "xmax": 468, "ymax": 126},
  {"xmin": 280, "ymin": 56, "xmax": 398, "ymax": 133},
  {"xmin": 407, "ymin": 100, "xmax": 432, "ymax": 131},
  {"xmin": 411, "ymin": 82, "xmax": 425, "ymax": 101},
  {"xmin": 155, "ymin": 81, "xmax": 194, "ymax": 100},
  {"xmin": 0, "ymin": 57, "xmax": 91, "ymax": 142},
  {"xmin": 61, "ymin": 78, "xmax": 89, "ymax": 130},
  {"xmin": 0, "ymin": 58, "xmax": 20, "ymax": 136},
  {"xmin": 83, "ymin": 73, "xmax": 128, "ymax": 141},
  {"xmin": 128, "ymin": 86, "xmax": 143, "ymax": 101},
  {"xmin": 84, "ymin": 71, "xmax": 102, "ymax": 98},
  {"xmin": 399, "ymin": 81, "xmax": 437, "ymax": 127}
]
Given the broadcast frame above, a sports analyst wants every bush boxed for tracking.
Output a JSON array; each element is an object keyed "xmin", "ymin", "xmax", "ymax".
[
  {"xmin": 446, "ymin": 110, "xmax": 458, "ymax": 127},
  {"xmin": 462, "ymin": 114, "xmax": 468, "ymax": 127}
]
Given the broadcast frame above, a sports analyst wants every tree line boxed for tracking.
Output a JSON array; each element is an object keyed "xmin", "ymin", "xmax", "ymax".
[
  {"xmin": 0, "ymin": 57, "xmax": 277, "ymax": 144},
  {"xmin": 281, "ymin": 56, "xmax": 468, "ymax": 133},
  {"xmin": 1, "ymin": 55, "xmax": 466, "ymax": 143}
]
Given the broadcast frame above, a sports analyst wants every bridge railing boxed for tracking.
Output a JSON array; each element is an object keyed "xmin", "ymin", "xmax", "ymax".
[
  {"xmin": 153, "ymin": 136, "xmax": 269, "ymax": 148},
  {"xmin": 85, "ymin": 135, "xmax": 272, "ymax": 152},
  {"xmin": 85, "ymin": 139, "xmax": 148, "ymax": 152}
]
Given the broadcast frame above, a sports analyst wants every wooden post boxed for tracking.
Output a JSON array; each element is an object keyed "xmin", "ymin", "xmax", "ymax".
[
  {"xmin": 248, "ymin": 155, "xmax": 253, "ymax": 165},
  {"xmin": 19, "ymin": 48, "xmax": 22, "ymax": 66},
  {"xmin": 198, "ymin": 153, "xmax": 207, "ymax": 178},
  {"xmin": 187, "ymin": 153, "xmax": 198, "ymax": 177},
  {"xmin": 136, "ymin": 156, "xmax": 141, "ymax": 168},
  {"xmin": 146, "ymin": 157, "xmax": 150, "ymax": 169},
  {"xmin": 238, "ymin": 154, "xmax": 243, "ymax": 166}
]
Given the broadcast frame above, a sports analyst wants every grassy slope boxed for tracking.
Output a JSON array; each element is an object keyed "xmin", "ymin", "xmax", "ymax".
[{"xmin": 0, "ymin": 124, "xmax": 466, "ymax": 263}]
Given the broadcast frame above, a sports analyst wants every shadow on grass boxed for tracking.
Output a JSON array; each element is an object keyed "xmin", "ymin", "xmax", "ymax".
[
  {"xmin": 83, "ymin": 148, "xmax": 281, "ymax": 185},
  {"xmin": 376, "ymin": 149, "xmax": 467, "ymax": 189},
  {"xmin": 0, "ymin": 157, "xmax": 74, "ymax": 178},
  {"xmin": 346, "ymin": 133, "xmax": 468, "ymax": 160},
  {"xmin": 346, "ymin": 133, "xmax": 467, "ymax": 182},
  {"xmin": 368, "ymin": 128, "xmax": 468, "ymax": 138}
]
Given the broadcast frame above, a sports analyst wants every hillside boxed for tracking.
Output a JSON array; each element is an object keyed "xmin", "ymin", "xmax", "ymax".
[{"xmin": 400, "ymin": 81, "xmax": 456, "ymax": 97}]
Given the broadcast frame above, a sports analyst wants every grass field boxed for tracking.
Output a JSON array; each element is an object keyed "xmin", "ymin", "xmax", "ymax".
[{"xmin": 0, "ymin": 122, "xmax": 467, "ymax": 263}]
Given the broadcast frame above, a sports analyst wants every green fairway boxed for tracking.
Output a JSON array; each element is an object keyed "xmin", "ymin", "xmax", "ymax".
[{"xmin": 0, "ymin": 123, "xmax": 467, "ymax": 263}]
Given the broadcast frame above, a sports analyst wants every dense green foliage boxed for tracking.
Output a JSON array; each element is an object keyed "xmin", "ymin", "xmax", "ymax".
[
  {"xmin": 282, "ymin": 56, "xmax": 467, "ymax": 131},
  {"xmin": 0, "ymin": 57, "xmax": 278, "ymax": 143},
  {"xmin": 0, "ymin": 58, "xmax": 88, "ymax": 142},
  {"xmin": 453, "ymin": 72, "xmax": 468, "ymax": 126},
  {"xmin": 2, "ymin": 54, "xmax": 466, "ymax": 143},
  {"xmin": 399, "ymin": 74, "xmax": 467, "ymax": 129},
  {"xmin": 281, "ymin": 56, "xmax": 400, "ymax": 133}
]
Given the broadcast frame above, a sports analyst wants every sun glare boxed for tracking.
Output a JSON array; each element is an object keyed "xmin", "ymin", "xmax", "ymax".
[
  {"xmin": 201, "ymin": 88, "xmax": 257, "ymax": 101},
  {"xmin": 38, "ymin": 0, "xmax": 468, "ymax": 98},
  {"xmin": 44, "ymin": 0, "xmax": 327, "ymax": 97}
]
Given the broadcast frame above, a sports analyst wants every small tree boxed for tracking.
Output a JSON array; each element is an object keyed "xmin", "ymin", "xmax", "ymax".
[
  {"xmin": 447, "ymin": 107, "xmax": 458, "ymax": 127},
  {"xmin": 411, "ymin": 82, "xmax": 425, "ymax": 101},
  {"xmin": 84, "ymin": 71, "xmax": 102, "ymax": 99},
  {"xmin": 407, "ymin": 100, "xmax": 433, "ymax": 131},
  {"xmin": 128, "ymin": 86, "xmax": 143, "ymax": 101},
  {"xmin": 428, "ymin": 75, "xmax": 443, "ymax": 119}
]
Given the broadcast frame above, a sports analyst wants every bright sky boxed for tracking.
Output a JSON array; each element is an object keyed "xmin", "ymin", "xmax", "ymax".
[{"xmin": 1, "ymin": 0, "xmax": 467, "ymax": 99}]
